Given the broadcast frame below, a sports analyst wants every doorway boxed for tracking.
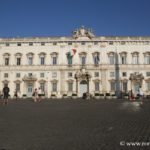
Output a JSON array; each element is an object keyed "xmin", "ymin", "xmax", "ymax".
[
  {"xmin": 79, "ymin": 80, "xmax": 87, "ymax": 97},
  {"xmin": 27, "ymin": 83, "xmax": 33, "ymax": 97}
]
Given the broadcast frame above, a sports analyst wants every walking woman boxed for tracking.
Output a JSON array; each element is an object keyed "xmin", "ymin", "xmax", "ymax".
[
  {"xmin": 33, "ymin": 88, "xmax": 38, "ymax": 102},
  {"xmin": 3, "ymin": 85, "xmax": 10, "ymax": 105}
]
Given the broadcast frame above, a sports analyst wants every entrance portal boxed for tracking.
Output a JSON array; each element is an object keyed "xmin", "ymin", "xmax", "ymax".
[
  {"xmin": 79, "ymin": 80, "xmax": 87, "ymax": 97},
  {"xmin": 133, "ymin": 82, "xmax": 140, "ymax": 96},
  {"xmin": 27, "ymin": 83, "xmax": 33, "ymax": 97}
]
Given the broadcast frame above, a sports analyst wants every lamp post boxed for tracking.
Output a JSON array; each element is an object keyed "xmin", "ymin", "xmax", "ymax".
[{"xmin": 74, "ymin": 73, "xmax": 79, "ymax": 95}]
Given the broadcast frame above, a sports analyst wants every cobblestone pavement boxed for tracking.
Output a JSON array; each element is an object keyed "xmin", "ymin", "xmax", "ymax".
[{"xmin": 0, "ymin": 99, "xmax": 150, "ymax": 150}]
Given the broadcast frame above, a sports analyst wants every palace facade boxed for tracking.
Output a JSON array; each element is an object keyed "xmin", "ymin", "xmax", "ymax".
[{"xmin": 0, "ymin": 26, "xmax": 150, "ymax": 98}]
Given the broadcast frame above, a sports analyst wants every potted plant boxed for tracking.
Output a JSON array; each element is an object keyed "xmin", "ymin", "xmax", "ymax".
[
  {"xmin": 62, "ymin": 94, "xmax": 68, "ymax": 98},
  {"xmin": 105, "ymin": 93, "xmax": 111, "ymax": 99},
  {"xmin": 22, "ymin": 94, "xmax": 27, "ymax": 99},
  {"xmin": 123, "ymin": 93, "xmax": 129, "ymax": 99},
  {"xmin": 111, "ymin": 94, "xmax": 117, "ymax": 99},
  {"xmin": 94, "ymin": 93, "xmax": 100, "ymax": 99},
  {"xmin": 51, "ymin": 94, "xmax": 56, "ymax": 99},
  {"xmin": 99, "ymin": 93, "xmax": 105, "ymax": 99},
  {"xmin": 72, "ymin": 93, "xmax": 77, "ymax": 99}
]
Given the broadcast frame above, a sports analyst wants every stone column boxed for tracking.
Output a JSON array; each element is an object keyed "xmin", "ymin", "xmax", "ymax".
[{"xmin": 101, "ymin": 69, "xmax": 107, "ymax": 93}]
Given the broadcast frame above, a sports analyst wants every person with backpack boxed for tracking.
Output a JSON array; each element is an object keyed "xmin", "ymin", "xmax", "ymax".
[{"xmin": 3, "ymin": 85, "xmax": 10, "ymax": 105}]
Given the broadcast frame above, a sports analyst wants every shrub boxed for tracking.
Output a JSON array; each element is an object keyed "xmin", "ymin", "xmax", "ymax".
[
  {"xmin": 100, "ymin": 94, "xmax": 104, "ymax": 96},
  {"xmin": 51, "ymin": 94, "xmax": 56, "ymax": 97},
  {"xmin": 72, "ymin": 93, "xmax": 77, "ymax": 96},
  {"xmin": 95, "ymin": 93, "xmax": 100, "ymax": 96},
  {"xmin": 63, "ymin": 94, "xmax": 67, "ymax": 96},
  {"xmin": 23, "ymin": 94, "xmax": 26, "ymax": 97},
  {"xmin": 106, "ymin": 93, "xmax": 110, "ymax": 96}
]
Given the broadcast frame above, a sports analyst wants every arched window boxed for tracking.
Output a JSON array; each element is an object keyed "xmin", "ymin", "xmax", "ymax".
[
  {"xmin": 119, "ymin": 52, "xmax": 127, "ymax": 64},
  {"xmin": 79, "ymin": 52, "xmax": 87, "ymax": 65},
  {"xmin": 108, "ymin": 52, "xmax": 115, "ymax": 65},
  {"xmin": 132, "ymin": 52, "xmax": 139, "ymax": 64},
  {"xmin": 144, "ymin": 52, "xmax": 150, "ymax": 64},
  {"xmin": 92, "ymin": 52, "xmax": 100, "ymax": 65},
  {"xmin": 50, "ymin": 52, "xmax": 58, "ymax": 65},
  {"xmin": 27, "ymin": 53, "xmax": 34, "ymax": 65},
  {"xmin": 3, "ymin": 53, "xmax": 10, "ymax": 66},
  {"xmin": 39, "ymin": 52, "xmax": 46, "ymax": 65},
  {"xmin": 15, "ymin": 53, "xmax": 22, "ymax": 65}
]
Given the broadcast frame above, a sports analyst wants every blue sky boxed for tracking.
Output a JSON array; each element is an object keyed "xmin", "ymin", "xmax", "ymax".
[{"xmin": 0, "ymin": 0, "xmax": 150, "ymax": 37}]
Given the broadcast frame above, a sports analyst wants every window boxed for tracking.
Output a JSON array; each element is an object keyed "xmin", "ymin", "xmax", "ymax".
[
  {"xmin": 4, "ymin": 73, "xmax": 8, "ymax": 78},
  {"xmin": 108, "ymin": 53, "xmax": 115, "ymax": 64},
  {"xmin": 122, "ymin": 82, "xmax": 127, "ymax": 92},
  {"xmin": 16, "ymin": 58, "xmax": 21, "ymax": 65},
  {"xmin": 52, "ymin": 82, "xmax": 57, "ymax": 92},
  {"xmin": 52, "ymin": 72, "xmax": 57, "ymax": 78},
  {"xmin": 40, "ymin": 57, "xmax": 45, "ymax": 65},
  {"xmin": 122, "ymin": 72, "xmax": 127, "ymax": 77},
  {"xmin": 28, "ymin": 73, "xmax": 32, "ymax": 77},
  {"xmin": 144, "ymin": 53, "xmax": 150, "ymax": 64},
  {"xmin": 95, "ymin": 82, "xmax": 99, "ymax": 91},
  {"xmin": 110, "ymin": 81, "xmax": 116, "ymax": 91},
  {"xmin": 81, "ymin": 56, "xmax": 86, "ymax": 65},
  {"xmin": 53, "ymin": 42, "xmax": 57, "ymax": 45},
  {"xmin": 68, "ymin": 82, "xmax": 73, "ymax": 92},
  {"xmin": 16, "ymin": 83, "xmax": 20, "ymax": 92},
  {"xmin": 110, "ymin": 72, "xmax": 115, "ymax": 77},
  {"xmin": 68, "ymin": 42, "xmax": 72, "ymax": 45},
  {"xmin": 16, "ymin": 73, "xmax": 20, "ymax": 78},
  {"xmin": 120, "ymin": 55, "xmax": 127, "ymax": 64},
  {"xmin": 68, "ymin": 72, "xmax": 73, "ymax": 78},
  {"xmin": 17, "ymin": 43, "xmax": 21, "ymax": 46},
  {"xmin": 132, "ymin": 53, "xmax": 139, "ymax": 64},
  {"xmin": 40, "ymin": 73, "xmax": 45, "ymax": 78},
  {"xmin": 94, "ymin": 41, "xmax": 98, "ymax": 45},
  {"xmin": 52, "ymin": 57, "xmax": 57, "ymax": 65},
  {"xmin": 41, "ymin": 42, "xmax": 45, "ymax": 46},
  {"xmin": 6, "ymin": 43, "xmax": 9, "ymax": 46},
  {"xmin": 5, "ymin": 58, "xmax": 9, "ymax": 65},
  {"xmin": 40, "ymin": 83, "xmax": 45, "ymax": 92},
  {"xmin": 109, "ymin": 41, "xmax": 113, "ymax": 45},
  {"xmin": 93, "ymin": 53, "xmax": 100, "ymax": 65},
  {"xmin": 81, "ymin": 42, "xmax": 85, "ymax": 45},
  {"xmin": 28, "ymin": 57, "xmax": 33, "ymax": 65},
  {"xmin": 147, "ymin": 82, "xmax": 150, "ymax": 91},
  {"xmin": 94, "ymin": 72, "xmax": 99, "ymax": 77},
  {"xmin": 146, "ymin": 72, "xmax": 150, "ymax": 77},
  {"xmin": 29, "ymin": 42, "xmax": 33, "ymax": 46}
]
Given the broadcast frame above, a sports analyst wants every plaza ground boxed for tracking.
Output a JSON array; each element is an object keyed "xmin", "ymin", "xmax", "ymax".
[{"xmin": 0, "ymin": 98, "xmax": 150, "ymax": 150}]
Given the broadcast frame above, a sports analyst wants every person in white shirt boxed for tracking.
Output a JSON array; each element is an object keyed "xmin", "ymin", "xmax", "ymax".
[{"xmin": 38, "ymin": 87, "xmax": 42, "ymax": 102}]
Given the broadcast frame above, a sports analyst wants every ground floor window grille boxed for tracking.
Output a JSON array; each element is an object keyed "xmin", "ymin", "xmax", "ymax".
[
  {"xmin": 52, "ymin": 82, "xmax": 57, "ymax": 92},
  {"xmin": 95, "ymin": 82, "xmax": 99, "ymax": 91},
  {"xmin": 68, "ymin": 82, "xmax": 73, "ymax": 92}
]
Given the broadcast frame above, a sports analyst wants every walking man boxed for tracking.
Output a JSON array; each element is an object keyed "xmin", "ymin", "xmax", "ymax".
[{"xmin": 3, "ymin": 85, "xmax": 10, "ymax": 105}]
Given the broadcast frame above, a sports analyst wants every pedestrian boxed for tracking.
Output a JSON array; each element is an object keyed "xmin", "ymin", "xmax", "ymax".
[
  {"xmin": 38, "ymin": 87, "xmax": 42, "ymax": 102},
  {"xmin": 3, "ymin": 85, "xmax": 10, "ymax": 105},
  {"xmin": 14, "ymin": 89, "xmax": 18, "ymax": 100},
  {"xmin": 33, "ymin": 88, "xmax": 38, "ymax": 102},
  {"xmin": 139, "ymin": 86, "xmax": 144, "ymax": 105}
]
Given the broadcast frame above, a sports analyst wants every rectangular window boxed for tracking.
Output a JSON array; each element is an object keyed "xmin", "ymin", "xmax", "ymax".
[
  {"xmin": 5, "ymin": 58, "xmax": 9, "ymax": 65},
  {"xmin": 40, "ymin": 73, "xmax": 45, "ymax": 78},
  {"xmin": 68, "ymin": 42, "xmax": 72, "ymax": 45},
  {"xmin": 17, "ymin": 43, "xmax": 21, "ymax": 46},
  {"xmin": 40, "ymin": 57, "xmax": 45, "ymax": 65},
  {"xmin": 28, "ymin": 57, "xmax": 33, "ymax": 65},
  {"xmin": 122, "ymin": 82, "xmax": 127, "ymax": 92},
  {"xmin": 52, "ymin": 72, "xmax": 57, "ymax": 78},
  {"xmin": 16, "ymin": 73, "xmax": 20, "ymax": 78},
  {"xmin": 121, "ymin": 56, "xmax": 126, "ymax": 64},
  {"xmin": 81, "ymin": 56, "xmax": 86, "ymax": 65},
  {"xmin": 6, "ymin": 43, "xmax": 9, "ymax": 46},
  {"xmin": 109, "ymin": 56, "xmax": 115, "ymax": 64},
  {"xmin": 68, "ymin": 72, "xmax": 73, "ymax": 78},
  {"xmin": 81, "ymin": 42, "xmax": 85, "ymax": 45},
  {"xmin": 94, "ymin": 72, "xmax": 99, "ymax": 77},
  {"xmin": 52, "ymin": 82, "xmax": 57, "ymax": 92},
  {"xmin": 16, "ymin": 83, "xmax": 20, "ymax": 92},
  {"xmin": 17, "ymin": 58, "xmax": 21, "ymax": 65},
  {"xmin": 41, "ymin": 42, "xmax": 45, "ymax": 46},
  {"xmin": 122, "ymin": 72, "xmax": 127, "ymax": 77},
  {"xmin": 68, "ymin": 82, "xmax": 73, "ymax": 92},
  {"xmin": 110, "ymin": 72, "xmax": 115, "ymax": 77},
  {"xmin": 29, "ymin": 42, "xmax": 33, "ymax": 46},
  {"xmin": 144, "ymin": 56, "xmax": 150, "ymax": 64},
  {"xmin": 53, "ymin": 42, "xmax": 57, "ymax": 45},
  {"xmin": 4, "ymin": 73, "xmax": 8, "ymax": 78},
  {"xmin": 132, "ymin": 56, "xmax": 138, "ymax": 64},
  {"xmin": 95, "ymin": 82, "xmax": 99, "ymax": 91},
  {"xmin": 28, "ymin": 73, "xmax": 32, "ymax": 77},
  {"xmin": 110, "ymin": 81, "xmax": 116, "ymax": 91},
  {"xmin": 109, "ymin": 41, "xmax": 113, "ymax": 45},
  {"xmin": 146, "ymin": 72, "xmax": 150, "ymax": 77},
  {"xmin": 52, "ymin": 57, "xmax": 57, "ymax": 65},
  {"xmin": 40, "ymin": 83, "xmax": 45, "ymax": 92},
  {"xmin": 147, "ymin": 82, "xmax": 150, "ymax": 91}
]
